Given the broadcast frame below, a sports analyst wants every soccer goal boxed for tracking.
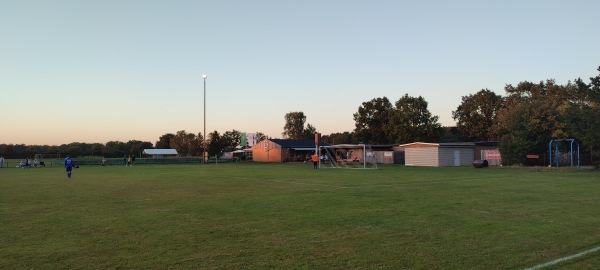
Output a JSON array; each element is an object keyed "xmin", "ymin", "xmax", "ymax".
[
  {"xmin": 34, "ymin": 153, "xmax": 61, "ymax": 167},
  {"xmin": 35, "ymin": 153, "xmax": 61, "ymax": 161},
  {"xmin": 320, "ymin": 144, "xmax": 378, "ymax": 169}
]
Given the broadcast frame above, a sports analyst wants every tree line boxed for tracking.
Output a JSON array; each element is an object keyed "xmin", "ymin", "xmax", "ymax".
[
  {"xmin": 284, "ymin": 66, "xmax": 600, "ymax": 165},
  {"xmin": 0, "ymin": 130, "xmax": 267, "ymax": 159},
  {"xmin": 3, "ymin": 66, "xmax": 599, "ymax": 165},
  {"xmin": 0, "ymin": 141, "xmax": 153, "ymax": 159}
]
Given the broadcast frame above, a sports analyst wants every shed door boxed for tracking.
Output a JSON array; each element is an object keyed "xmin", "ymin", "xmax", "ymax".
[{"xmin": 454, "ymin": 150, "xmax": 461, "ymax": 166}]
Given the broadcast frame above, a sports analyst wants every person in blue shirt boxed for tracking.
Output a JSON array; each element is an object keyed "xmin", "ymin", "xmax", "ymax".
[
  {"xmin": 24, "ymin": 157, "xmax": 31, "ymax": 169},
  {"xmin": 64, "ymin": 156, "xmax": 75, "ymax": 178}
]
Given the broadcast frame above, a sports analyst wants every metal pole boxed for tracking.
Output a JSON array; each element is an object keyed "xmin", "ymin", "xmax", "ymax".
[
  {"xmin": 363, "ymin": 144, "xmax": 366, "ymax": 169},
  {"xmin": 315, "ymin": 145, "xmax": 318, "ymax": 168},
  {"xmin": 570, "ymin": 139, "xmax": 574, "ymax": 168},
  {"xmin": 203, "ymin": 75, "xmax": 207, "ymax": 164},
  {"xmin": 555, "ymin": 143, "xmax": 559, "ymax": 168},
  {"xmin": 549, "ymin": 140, "xmax": 553, "ymax": 167},
  {"xmin": 577, "ymin": 144, "xmax": 580, "ymax": 169}
]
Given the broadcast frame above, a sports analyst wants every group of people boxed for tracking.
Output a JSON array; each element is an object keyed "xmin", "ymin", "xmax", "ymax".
[
  {"xmin": 124, "ymin": 155, "xmax": 136, "ymax": 166},
  {"xmin": 17, "ymin": 157, "xmax": 40, "ymax": 168},
  {"xmin": 6, "ymin": 155, "xmax": 76, "ymax": 179}
]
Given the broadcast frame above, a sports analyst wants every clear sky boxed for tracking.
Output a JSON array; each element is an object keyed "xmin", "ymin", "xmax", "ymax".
[{"xmin": 2, "ymin": 0, "xmax": 599, "ymax": 146}]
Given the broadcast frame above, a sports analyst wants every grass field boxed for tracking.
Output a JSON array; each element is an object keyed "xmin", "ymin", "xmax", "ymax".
[{"xmin": 1, "ymin": 163, "xmax": 599, "ymax": 269}]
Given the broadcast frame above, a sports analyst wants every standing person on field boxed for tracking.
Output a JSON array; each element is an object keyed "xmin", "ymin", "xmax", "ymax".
[
  {"xmin": 24, "ymin": 157, "xmax": 31, "ymax": 169},
  {"xmin": 0, "ymin": 156, "xmax": 4, "ymax": 168},
  {"xmin": 311, "ymin": 154, "xmax": 319, "ymax": 169},
  {"xmin": 64, "ymin": 155, "xmax": 75, "ymax": 178}
]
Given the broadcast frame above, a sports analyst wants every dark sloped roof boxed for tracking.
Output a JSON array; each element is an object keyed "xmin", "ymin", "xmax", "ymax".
[
  {"xmin": 474, "ymin": 141, "xmax": 499, "ymax": 146},
  {"xmin": 438, "ymin": 142, "xmax": 475, "ymax": 147},
  {"xmin": 269, "ymin": 139, "xmax": 330, "ymax": 148}
]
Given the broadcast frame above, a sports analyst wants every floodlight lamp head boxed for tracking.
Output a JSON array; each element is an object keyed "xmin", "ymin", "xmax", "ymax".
[{"xmin": 202, "ymin": 74, "xmax": 207, "ymax": 79}]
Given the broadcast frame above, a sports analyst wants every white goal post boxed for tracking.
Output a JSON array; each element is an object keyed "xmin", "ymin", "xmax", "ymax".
[
  {"xmin": 34, "ymin": 153, "xmax": 61, "ymax": 161},
  {"xmin": 319, "ymin": 144, "xmax": 378, "ymax": 169}
]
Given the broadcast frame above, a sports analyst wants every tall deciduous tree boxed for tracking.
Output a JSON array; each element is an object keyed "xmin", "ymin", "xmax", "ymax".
[
  {"xmin": 104, "ymin": 141, "xmax": 128, "ymax": 158},
  {"xmin": 127, "ymin": 140, "xmax": 153, "ymax": 156},
  {"xmin": 283, "ymin": 112, "xmax": 307, "ymax": 139},
  {"xmin": 324, "ymin": 132, "xmax": 354, "ymax": 144},
  {"xmin": 155, "ymin": 133, "xmax": 175, "ymax": 149},
  {"xmin": 170, "ymin": 130, "xmax": 198, "ymax": 156},
  {"xmin": 222, "ymin": 130, "xmax": 242, "ymax": 151},
  {"xmin": 353, "ymin": 97, "xmax": 393, "ymax": 144},
  {"xmin": 563, "ymin": 69, "xmax": 600, "ymax": 163},
  {"xmin": 589, "ymin": 66, "xmax": 600, "ymax": 103},
  {"xmin": 302, "ymin": 124, "xmax": 317, "ymax": 140},
  {"xmin": 207, "ymin": 131, "xmax": 225, "ymax": 157},
  {"xmin": 496, "ymin": 80, "xmax": 566, "ymax": 165},
  {"xmin": 190, "ymin": 132, "xmax": 203, "ymax": 156},
  {"xmin": 452, "ymin": 89, "xmax": 503, "ymax": 141},
  {"xmin": 386, "ymin": 94, "xmax": 442, "ymax": 144},
  {"xmin": 46, "ymin": 146, "xmax": 59, "ymax": 154},
  {"xmin": 91, "ymin": 143, "xmax": 103, "ymax": 156}
]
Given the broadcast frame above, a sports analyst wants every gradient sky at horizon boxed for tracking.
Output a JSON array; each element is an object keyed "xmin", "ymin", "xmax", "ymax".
[{"xmin": 2, "ymin": 0, "xmax": 599, "ymax": 146}]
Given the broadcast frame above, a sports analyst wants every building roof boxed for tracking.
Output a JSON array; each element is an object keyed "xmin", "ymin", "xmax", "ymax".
[
  {"xmin": 143, "ymin": 149, "xmax": 178, "ymax": 155},
  {"xmin": 399, "ymin": 142, "xmax": 475, "ymax": 148},
  {"xmin": 268, "ymin": 139, "xmax": 330, "ymax": 149},
  {"xmin": 474, "ymin": 141, "xmax": 500, "ymax": 146}
]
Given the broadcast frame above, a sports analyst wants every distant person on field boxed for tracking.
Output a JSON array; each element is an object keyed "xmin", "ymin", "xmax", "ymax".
[
  {"xmin": 24, "ymin": 157, "xmax": 31, "ymax": 169},
  {"xmin": 64, "ymin": 155, "xmax": 75, "ymax": 179},
  {"xmin": 127, "ymin": 155, "xmax": 132, "ymax": 166},
  {"xmin": 0, "ymin": 156, "xmax": 4, "ymax": 168},
  {"xmin": 311, "ymin": 154, "xmax": 319, "ymax": 169}
]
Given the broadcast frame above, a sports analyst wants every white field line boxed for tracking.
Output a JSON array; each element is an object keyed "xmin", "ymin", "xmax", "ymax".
[{"xmin": 524, "ymin": 246, "xmax": 600, "ymax": 270}]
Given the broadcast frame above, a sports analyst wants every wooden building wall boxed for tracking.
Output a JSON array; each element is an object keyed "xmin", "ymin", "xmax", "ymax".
[
  {"xmin": 405, "ymin": 147, "xmax": 439, "ymax": 166},
  {"xmin": 252, "ymin": 140, "xmax": 283, "ymax": 163}
]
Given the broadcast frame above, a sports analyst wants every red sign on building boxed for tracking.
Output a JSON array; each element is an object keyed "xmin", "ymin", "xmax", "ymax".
[{"xmin": 485, "ymin": 150, "xmax": 501, "ymax": 160}]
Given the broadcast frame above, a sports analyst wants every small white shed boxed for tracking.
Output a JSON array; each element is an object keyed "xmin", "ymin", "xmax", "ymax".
[{"xmin": 401, "ymin": 142, "xmax": 474, "ymax": 167}]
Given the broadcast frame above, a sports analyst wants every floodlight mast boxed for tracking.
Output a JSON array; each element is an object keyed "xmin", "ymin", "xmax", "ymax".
[{"xmin": 203, "ymin": 74, "xmax": 207, "ymax": 164}]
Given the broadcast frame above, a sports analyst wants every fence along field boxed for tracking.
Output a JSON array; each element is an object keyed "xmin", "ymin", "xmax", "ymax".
[{"xmin": 0, "ymin": 163, "xmax": 598, "ymax": 269}]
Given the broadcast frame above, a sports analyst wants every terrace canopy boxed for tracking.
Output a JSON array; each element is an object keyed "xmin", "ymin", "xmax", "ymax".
[{"xmin": 142, "ymin": 149, "xmax": 178, "ymax": 157}]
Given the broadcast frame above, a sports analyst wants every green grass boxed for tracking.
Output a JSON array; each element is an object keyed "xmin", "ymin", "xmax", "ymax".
[{"xmin": 1, "ymin": 163, "xmax": 599, "ymax": 269}]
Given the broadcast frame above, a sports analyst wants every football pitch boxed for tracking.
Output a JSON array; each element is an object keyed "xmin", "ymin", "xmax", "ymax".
[{"xmin": 1, "ymin": 163, "xmax": 599, "ymax": 269}]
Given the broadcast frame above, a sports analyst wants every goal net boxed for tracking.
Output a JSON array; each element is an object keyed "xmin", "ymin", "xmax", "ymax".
[
  {"xmin": 319, "ymin": 144, "xmax": 378, "ymax": 169},
  {"xmin": 34, "ymin": 153, "xmax": 61, "ymax": 161}
]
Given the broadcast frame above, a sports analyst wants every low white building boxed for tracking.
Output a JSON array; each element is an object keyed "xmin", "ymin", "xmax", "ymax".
[
  {"xmin": 401, "ymin": 142, "xmax": 475, "ymax": 167},
  {"xmin": 142, "ymin": 149, "xmax": 178, "ymax": 158}
]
